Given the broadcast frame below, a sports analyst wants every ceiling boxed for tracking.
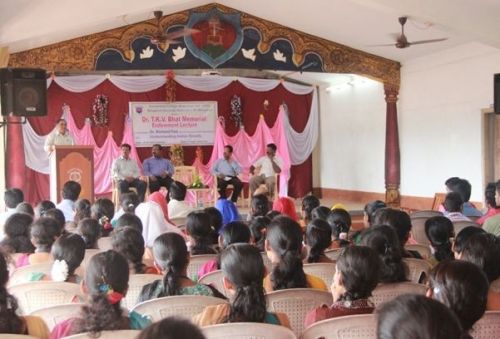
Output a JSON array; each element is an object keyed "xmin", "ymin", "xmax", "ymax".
[{"xmin": 0, "ymin": 0, "xmax": 498, "ymax": 86}]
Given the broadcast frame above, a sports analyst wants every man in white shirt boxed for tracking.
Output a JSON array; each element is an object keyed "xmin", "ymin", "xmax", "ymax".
[
  {"xmin": 111, "ymin": 143, "xmax": 147, "ymax": 202},
  {"xmin": 44, "ymin": 119, "xmax": 74, "ymax": 154},
  {"xmin": 167, "ymin": 181, "xmax": 195, "ymax": 219},
  {"xmin": 249, "ymin": 143, "xmax": 283, "ymax": 197},
  {"xmin": 56, "ymin": 180, "xmax": 81, "ymax": 223},
  {"xmin": 0, "ymin": 188, "xmax": 24, "ymax": 240}
]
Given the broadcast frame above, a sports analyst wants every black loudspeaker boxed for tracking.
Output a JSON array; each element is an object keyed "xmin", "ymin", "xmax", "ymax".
[
  {"xmin": 0, "ymin": 68, "xmax": 47, "ymax": 116},
  {"xmin": 495, "ymin": 73, "xmax": 500, "ymax": 114}
]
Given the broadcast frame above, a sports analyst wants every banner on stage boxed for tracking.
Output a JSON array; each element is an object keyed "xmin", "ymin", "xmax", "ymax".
[{"xmin": 129, "ymin": 101, "xmax": 217, "ymax": 146}]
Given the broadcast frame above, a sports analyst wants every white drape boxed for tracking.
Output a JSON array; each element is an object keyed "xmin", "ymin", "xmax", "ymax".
[
  {"xmin": 175, "ymin": 75, "xmax": 234, "ymax": 92},
  {"xmin": 110, "ymin": 75, "xmax": 166, "ymax": 93},
  {"xmin": 22, "ymin": 121, "xmax": 50, "ymax": 174},
  {"xmin": 283, "ymin": 89, "xmax": 319, "ymax": 165}
]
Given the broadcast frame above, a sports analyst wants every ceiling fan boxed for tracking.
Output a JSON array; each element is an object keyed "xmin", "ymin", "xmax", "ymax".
[
  {"xmin": 150, "ymin": 10, "xmax": 200, "ymax": 46},
  {"xmin": 371, "ymin": 16, "xmax": 448, "ymax": 48}
]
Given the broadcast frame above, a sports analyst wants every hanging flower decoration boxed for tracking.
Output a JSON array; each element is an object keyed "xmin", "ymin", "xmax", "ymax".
[
  {"xmin": 170, "ymin": 144, "xmax": 184, "ymax": 166},
  {"xmin": 92, "ymin": 94, "xmax": 109, "ymax": 127},
  {"xmin": 230, "ymin": 95, "xmax": 243, "ymax": 129}
]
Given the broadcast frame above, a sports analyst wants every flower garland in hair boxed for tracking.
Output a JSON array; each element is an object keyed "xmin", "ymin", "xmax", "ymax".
[
  {"xmin": 51, "ymin": 259, "xmax": 69, "ymax": 282},
  {"xmin": 92, "ymin": 94, "xmax": 109, "ymax": 127}
]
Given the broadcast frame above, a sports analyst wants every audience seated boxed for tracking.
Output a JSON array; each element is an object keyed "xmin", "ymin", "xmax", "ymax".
[
  {"xmin": 50, "ymin": 250, "xmax": 151, "ymax": 338},
  {"xmin": 360, "ymin": 225, "xmax": 408, "ymax": 283},
  {"xmin": 377, "ymin": 294, "xmax": 463, "ymax": 339},
  {"xmin": 198, "ymin": 221, "xmax": 251, "ymax": 278},
  {"xmin": 249, "ymin": 216, "xmax": 270, "ymax": 252},
  {"xmin": 186, "ymin": 211, "xmax": 218, "ymax": 255},
  {"xmin": 424, "ymin": 216, "xmax": 455, "ymax": 266},
  {"xmin": 326, "ymin": 209, "xmax": 351, "ymax": 249},
  {"xmin": 215, "ymin": 198, "xmax": 240, "ymax": 226},
  {"xmin": 193, "ymin": 243, "xmax": 290, "ymax": 327},
  {"xmin": 440, "ymin": 177, "xmax": 482, "ymax": 218},
  {"xmin": 27, "ymin": 233, "xmax": 85, "ymax": 284},
  {"xmin": 43, "ymin": 208, "xmax": 66, "ymax": 235},
  {"xmin": 91, "ymin": 198, "xmax": 115, "ymax": 237},
  {"xmin": 16, "ymin": 202, "xmax": 34, "ymax": 217},
  {"xmin": 443, "ymin": 192, "xmax": 472, "ymax": 222},
  {"xmin": 138, "ymin": 233, "xmax": 223, "ymax": 303},
  {"xmin": 310, "ymin": 206, "xmax": 331, "ymax": 221},
  {"xmin": 77, "ymin": 218, "xmax": 101, "ymax": 249},
  {"xmin": 34, "ymin": 200, "xmax": 56, "ymax": 219},
  {"xmin": 111, "ymin": 192, "xmax": 140, "ymax": 225},
  {"xmin": 304, "ymin": 246, "xmax": 380, "ymax": 327},
  {"xmin": 372, "ymin": 208, "xmax": 422, "ymax": 258},
  {"xmin": 427, "ymin": 260, "xmax": 488, "ymax": 335},
  {"xmin": 114, "ymin": 213, "xmax": 144, "ymax": 233},
  {"xmin": 272, "ymin": 197, "xmax": 298, "ymax": 221},
  {"xmin": 138, "ymin": 317, "xmax": 206, "ymax": 339},
  {"xmin": 304, "ymin": 219, "xmax": 333, "ymax": 263},
  {"xmin": 0, "ymin": 188, "xmax": 24, "ymax": 239},
  {"xmin": 0, "ymin": 252, "xmax": 50, "ymax": 337},
  {"xmin": 477, "ymin": 181, "xmax": 500, "ymax": 225},
  {"xmin": 66, "ymin": 198, "xmax": 91, "ymax": 232},
  {"xmin": 452, "ymin": 226, "xmax": 485, "ymax": 259},
  {"xmin": 16, "ymin": 217, "xmax": 60, "ymax": 267},
  {"xmin": 266, "ymin": 210, "xmax": 282, "ymax": 220},
  {"xmin": 0, "ymin": 213, "xmax": 35, "ymax": 254},
  {"xmin": 111, "ymin": 227, "xmax": 157, "ymax": 275},
  {"xmin": 459, "ymin": 232, "xmax": 500, "ymax": 310},
  {"xmin": 56, "ymin": 180, "xmax": 81, "ymax": 223},
  {"xmin": 301, "ymin": 195, "xmax": 320, "ymax": 227},
  {"xmin": 204, "ymin": 207, "xmax": 224, "ymax": 244},
  {"xmin": 483, "ymin": 180, "xmax": 500, "ymax": 235},
  {"xmin": 168, "ymin": 181, "xmax": 194, "ymax": 219},
  {"xmin": 249, "ymin": 194, "xmax": 270, "ymax": 221},
  {"xmin": 136, "ymin": 192, "xmax": 183, "ymax": 247},
  {"xmin": 363, "ymin": 200, "xmax": 387, "ymax": 228},
  {"xmin": 264, "ymin": 216, "xmax": 327, "ymax": 292}
]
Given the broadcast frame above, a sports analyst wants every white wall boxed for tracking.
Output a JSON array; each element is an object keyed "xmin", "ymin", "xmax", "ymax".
[
  {"xmin": 399, "ymin": 42, "xmax": 500, "ymax": 201},
  {"xmin": 315, "ymin": 78, "xmax": 386, "ymax": 193}
]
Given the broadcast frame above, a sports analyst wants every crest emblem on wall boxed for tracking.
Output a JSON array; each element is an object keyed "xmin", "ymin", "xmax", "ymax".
[{"xmin": 184, "ymin": 8, "xmax": 243, "ymax": 68}]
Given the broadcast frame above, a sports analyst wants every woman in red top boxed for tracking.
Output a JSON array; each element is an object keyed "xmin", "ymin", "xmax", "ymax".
[{"xmin": 304, "ymin": 246, "xmax": 381, "ymax": 328}]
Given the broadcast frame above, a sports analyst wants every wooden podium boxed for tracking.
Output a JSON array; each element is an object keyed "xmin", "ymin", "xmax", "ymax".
[{"xmin": 50, "ymin": 145, "xmax": 94, "ymax": 203}]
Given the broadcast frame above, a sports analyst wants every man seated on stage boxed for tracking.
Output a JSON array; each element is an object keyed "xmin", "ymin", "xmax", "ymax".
[
  {"xmin": 44, "ymin": 118, "xmax": 74, "ymax": 154},
  {"xmin": 56, "ymin": 180, "xmax": 81, "ymax": 223},
  {"xmin": 249, "ymin": 143, "xmax": 283, "ymax": 198},
  {"xmin": 211, "ymin": 145, "xmax": 243, "ymax": 203},
  {"xmin": 143, "ymin": 144, "xmax": 175, "ymax": 193},
  {"xmin": 168, "ymin": 181, "xmax": 195, "ymax": 219},
  {"xmin": 111, "ymin": 143, "xmax": 147, "ymax": 202}
]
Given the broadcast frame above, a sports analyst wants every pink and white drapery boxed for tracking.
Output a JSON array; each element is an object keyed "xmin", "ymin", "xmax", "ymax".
[
  {"xmin": 44, "ymin": 75, "xmax": 318, "ymax": 166},
  {"xmin": 22, "ymin": 105, "xmax": 293, "ymax": 196}
]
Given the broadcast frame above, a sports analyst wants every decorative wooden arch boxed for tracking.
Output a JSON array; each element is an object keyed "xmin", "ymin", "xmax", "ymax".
[{"xmin": 8, "ymin": 2, "xmax": 402, "ymax": 206}]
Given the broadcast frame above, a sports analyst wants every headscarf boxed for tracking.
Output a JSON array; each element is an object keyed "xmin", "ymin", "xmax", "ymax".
[
  {"xmin": 148, "ymin": 191, "xmax": 171, "ymax": 223},
  {"xmin": 272, "ymin": 197, "xmax": 298, "ymax": 221},
  {"xmin": 215, "ymin": 198, "xmax": 240, "ymax": 232},
  {"xmin": 135, "ymin": 201, "xmax": 184, "ymax": 247}
]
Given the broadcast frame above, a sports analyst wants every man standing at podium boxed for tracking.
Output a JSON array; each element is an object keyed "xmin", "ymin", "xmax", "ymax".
[
  {"xmin": 44, "ymin": 119, "xmax": 74, "ymax": 154},
  {"xmin": 111, "ymin": 143, "xmax": 147, "ymax": 202},
  {"xmin": 142, "ymin": 144, "xmax": 175, "ymax": 193}
]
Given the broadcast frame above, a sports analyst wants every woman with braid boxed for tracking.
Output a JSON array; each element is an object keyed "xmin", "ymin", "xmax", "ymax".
[
  {"xmin": 193, "ymin": 243, "xmax": 290, "ymax": 327},
  {"xmin": 138, "ymin": 233, "xmax": 224, "ymax": 303},
  {"xmin": 50, "ymin": 250, "xmax": 150, "ymax": 338}
]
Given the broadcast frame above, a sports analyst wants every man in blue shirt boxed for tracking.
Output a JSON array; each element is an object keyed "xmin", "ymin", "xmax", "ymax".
[
  {"xmin": 143, "ymin": 144, "xmax": 175, "ymax": 193},
  {"xmin": 211, "ymin": 145, "xmax": 243, "ymax": 203}
]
